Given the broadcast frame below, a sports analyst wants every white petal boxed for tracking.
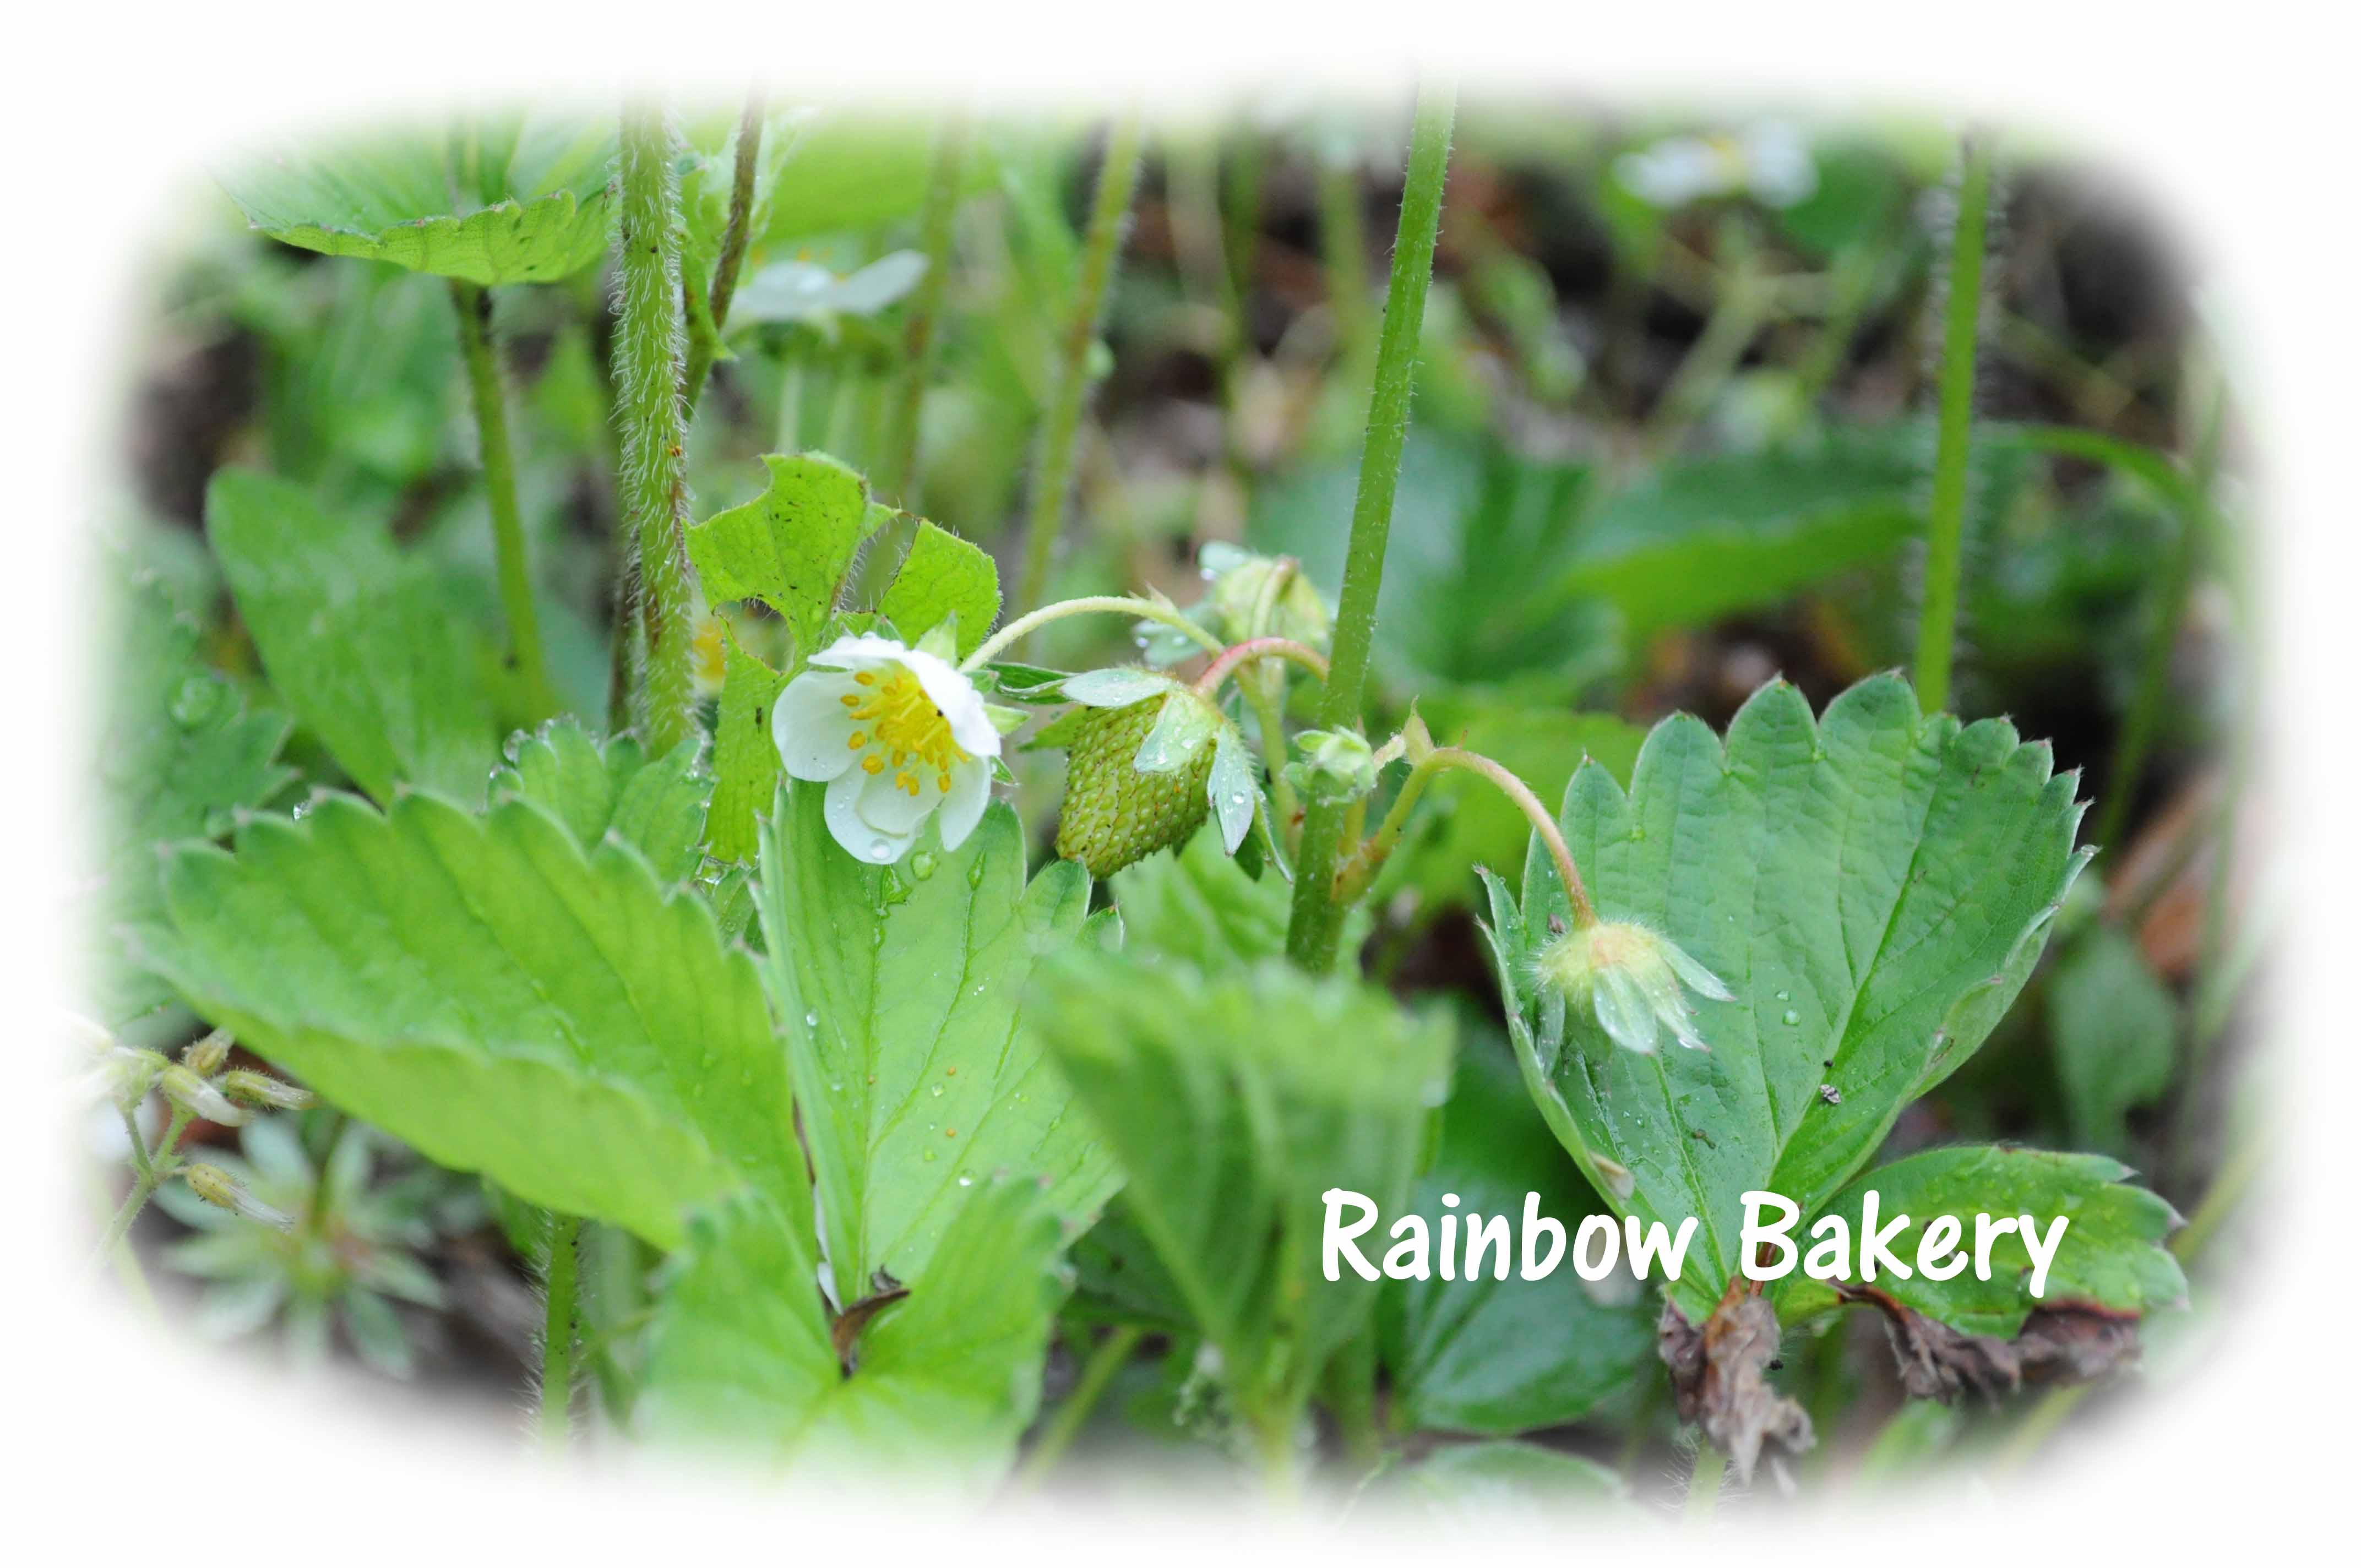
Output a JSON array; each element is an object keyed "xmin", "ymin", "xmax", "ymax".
[
  {"xmin": 825, "ymin": 768, "xmax": 920, "ymax": 863},
  {"xmin": 937, "ymin": 759, "xmax": 993, "ymax": 850},
  {"xmin": 809, "ymin": 632, "xmax": 911, "ymax": 671},
  {"xmin": 855, "ymin": 765, "xmax": 944, "ymax": 836},
  {"xmin": 1593, "ymin": 970, "xmax": 1660, "ymax": 1055},
  {"xmin": 904, "ymin": 647, "xmax": 1001, "ymax": 759},
  {"xmin": 1660, "ymin": 938, "xmax": 1736, "ymax": 1003},
  {"xmin": 774, "ymin": 672, "xmax": 864, "ymax": 780}
]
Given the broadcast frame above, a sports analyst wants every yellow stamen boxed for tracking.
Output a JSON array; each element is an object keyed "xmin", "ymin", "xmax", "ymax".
[
  {"xmin": 840, "ymin": 662, "xmax": 973, "ymax": 790},
  {"xmin": 848, "ymin": 731, "xmax": 867, "ymax": 748},
  {"xmin": 862, "ymin": 754, "xmax": 884, "ymax": 775},
  {"xmin": 840, "ymin": 694, "xmax": 860, "ymax": 707}
]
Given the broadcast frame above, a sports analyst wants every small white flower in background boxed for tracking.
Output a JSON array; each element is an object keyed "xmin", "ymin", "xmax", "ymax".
[
  {"xmin": 774, "ymin": 631, "xmax": 1001, "ymax": 864},
  {"xmin": 1615, "ymin": 122, "xmax": 1818, "ymax": 210},
  {"xmin": 1532, "ymin": 919, "xmax": 1735, "ymax": 1055},
  {"xmin": 733, "ymin": 251, "xmax": 929, "ymax": 329}
]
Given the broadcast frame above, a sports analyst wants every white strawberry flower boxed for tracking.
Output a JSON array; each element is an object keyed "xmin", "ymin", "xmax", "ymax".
[
  {"xmin": 1615, "ymin": 121, "xmax": 1818, "ymax": 210},
  {"xmin": 773, "ymin": 631, "xmax": 1002, "ymax": 864},
  {"xmin": 1532, "ymin": 919, "xmax": 1735, "ymax": 1055}
]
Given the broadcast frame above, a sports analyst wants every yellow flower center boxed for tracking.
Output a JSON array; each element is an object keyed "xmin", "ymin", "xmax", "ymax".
[{"xmin": 844, "ymin": 665, "xmax": 970, "ymax": 797}]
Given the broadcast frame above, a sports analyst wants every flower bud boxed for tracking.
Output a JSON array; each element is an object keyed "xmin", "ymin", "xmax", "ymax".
[
  {"xmin": 180, "ymin": 1028, "xmax": 233, "ymax": 1077},
  {"xmin": 160, "ymin": 1063, "xmax": 247, "ymax": 1126},
  {"xmin": 1282, "ymin": 728, "xmax": 1377, "ymax": 807},
  {"xmin": 1055, "ymin": 693, "xmax": 1216, "ymax": 878},
  {"xmin": 183, "ymin": 1163, "xmax": 290, "ymax": 1227},
  {"xmin": 219, "ymin": 1070, "xmax": 315, "ymax": 1112},
  {"xmin": 1201, "ymin": 544, "xmax": 1331, "ymax": 652},
  {"xmin": 1532, "ymin": 919, "xmax": 1734, "ymax": 1055}
]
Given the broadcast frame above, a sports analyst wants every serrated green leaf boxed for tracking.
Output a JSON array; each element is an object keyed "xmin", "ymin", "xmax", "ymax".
[
  {"xmin": 705, "ymin": 625, "xmax": 788, "ymax": 865},
  {"xmin": 94, "ymin": 568, "xmax": 293, "ymax": 1020},
  {"xmin": 640, "ymin": 1175, "xmax": 1065, "ymax": 1484},
  {"xmin": 1771, "ymin": 1146, "xmax": 2186, "ymax": 1337},
  {"xmin": 757, "ymin": 783, "xmax": 1115, "ymax": 1293},
  {"xmin": 207, "ymin": 468, "xmax": 497, "ymax": 805},
  {"xmin": 1378, "ymin": 1042, "xmax": 1656, "ymax": 1435},
  {"xmin": 1029, "ymin": 954, "xmax": 1451, "ymax": 1424},
  {"xmin": 217, "ymin": 117, "xmax": 614, "ymax": 285},
  {"xmin": 136, "ymin": 791, "xmax": 801, "ymax": 1251},
  {"xmin": 878, "ymin": 520, "xmax": 999, "ymax": 658},
  {"xmin": 490, "ymin": 718, "xmax": 708, "ymax": 884},
  {"xmin": 1481, "ymin": 674, "xmax": 2088, "ymax": 1322},
  {"xmin": 688, "ymin": 453, "xmax": 876, "ymax": 659},
  {"xmin": 2046, "ymin": 927, "xmax": 2177, "ymax": 1156}
]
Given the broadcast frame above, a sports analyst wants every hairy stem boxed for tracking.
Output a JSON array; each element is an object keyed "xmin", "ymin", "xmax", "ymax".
[
  {"xmin": 959, "ymin": 594, "xmax": 1225, "ymax": 672},
  {"xmin": 1684, "ymin": 1442, "xmax": 1727, "ymax": 1523},
  {"xmin": 538, "ymin": 1213, "xmax": 581, "ymax": 1452},
  {"xmin": 682, "ymin": 89, "xmax": 767, "ymax": 415},
  {"xmin": 1337, "ymin": 746, "xmax": 1592, "ymax": 921},
  {"xmin": 1911, "ymin": 135, "xmax": 1993, "ymax": 716},
  {"xmin": 878, "ymin": 112, "xmax": 969, "ymax": 509},
  {"xmin": 1283, "ymin": 81, "xmax": 1457, "ymax": 972},
  {"xmin": 1193, "ymin": 636, "xmax": 1330, "ymax": 696},
  {"xmin": 451, "ymin": 280, "xmax": 557, "ymax": 722},
  {"xmin": 1011, "ymin": 1324, "xmax": 1143, "ymax": 1490},
  {"xmin": 613, "ymin": 101, "xmax": 699, "ymax": 756},
  {"xmin": 90, "ymin": 1107, "xmax": 190, "ymax": 1271},
  {"xmin": 1014, "ymin": 114, "xmax": 1146, "ymax": 630}
]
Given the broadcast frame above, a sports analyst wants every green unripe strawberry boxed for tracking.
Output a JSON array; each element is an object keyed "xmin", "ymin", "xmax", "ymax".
[{"xmin": 1055, "ymin": 695, "xmax": 1214, "ymax": 878}]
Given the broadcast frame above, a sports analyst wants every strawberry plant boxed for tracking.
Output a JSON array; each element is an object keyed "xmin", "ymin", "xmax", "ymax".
[{"xmin": 80, "ymin": 86, "xmax": 2254, "ymax": 1521}]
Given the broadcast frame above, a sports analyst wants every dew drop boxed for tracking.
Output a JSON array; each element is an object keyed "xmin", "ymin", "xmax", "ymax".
[
  {"xmin": 1782, "ymin": 1009, "xmax": 1800, "ymax": 1025},
  {"xmin": 922, "ymin": 1150, "xmax": 937, "ymax": 1163},
  {"xmin": 1774, "ymin": 989, "xmax": 1789, "ymax": 1001},
  {"xmin": 929, "ymin": 1084, "xmax": 945, "ymax": 1098},
  {"xmin": 804, "ymin": 1010, "xmax": 819, "ymax": 1028},
  {"xmin": 170, "ymin": 677, "xmax": 223, "ymax": 726},
  {"xmin": 957, "ymin": 1174, "xmax": 973, "ymax": 1187},
  {"xmin": 869, "ymin": 840, "xmax": 895, "ymax": 861},
  {"xmin": 910, "ymin": 851, "xmax": 938, "ymax": 881}
]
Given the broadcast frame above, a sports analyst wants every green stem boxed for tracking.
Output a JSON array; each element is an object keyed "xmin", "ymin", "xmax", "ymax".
[
  {"xmin": 613, "ymin": 101, "xmax": 698, "ymax": 756},
  {"xmin": 1684, "ymin": 1442, "xmax": 1726, "ymax": 1523},
  {"xmin": 958, "ymin": 594, "xmax": 1225, "ymax": 672},
  {"xmin": 1644, "ymin": 235, "xmax": 1766, "ymax": 459},
  {"xmin": 539, "ymin": 1213, "xmax": 581, "ymax": 1452},
  {"xmin": 1324, "ymin": 1333, "xmax": 1383, "ymax": 1472},
  {"xmin": 877, "ymin": 113, "xmax": 969, "ymax": 509},
  {"xmin": 1014, "ymin": 114, "xmax": 1146, "ymax": 629},
  {"xmin": 1911, "ymin": 136, "xmax": 1993, "ymax": 716},
  {"xmin": 1192, "ymin": 637, "xmax": 1330, "ymax": 695},
  {"xmin": 1318, "ymin": 153, "xmax": 1376, "ymax": 381},
  {"xmin": 451, "ymin": 280, "xmax": 557, "ymax": 722},
  {"xmin": 1283, "ymin": 81, "xmax": 1456, "ymax": 973},
  {"xmin": 682, "ymin": 89, "xmax": 766, "ymax": 416},
  {"xmin": 2092, "ymin": 387, "xmax": 2226, "ymax": 856},
  {"xmin": 90, "ymin": 1107, "xmax": 190, "ymax": 1271},
  {"xmin": 1337, "ymin": 745, "xmax": 1591, "ymax": 921},
  {"xmin": 1011, "ymin": 1324, "xmax": 1143, "ymax": 1490}
]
